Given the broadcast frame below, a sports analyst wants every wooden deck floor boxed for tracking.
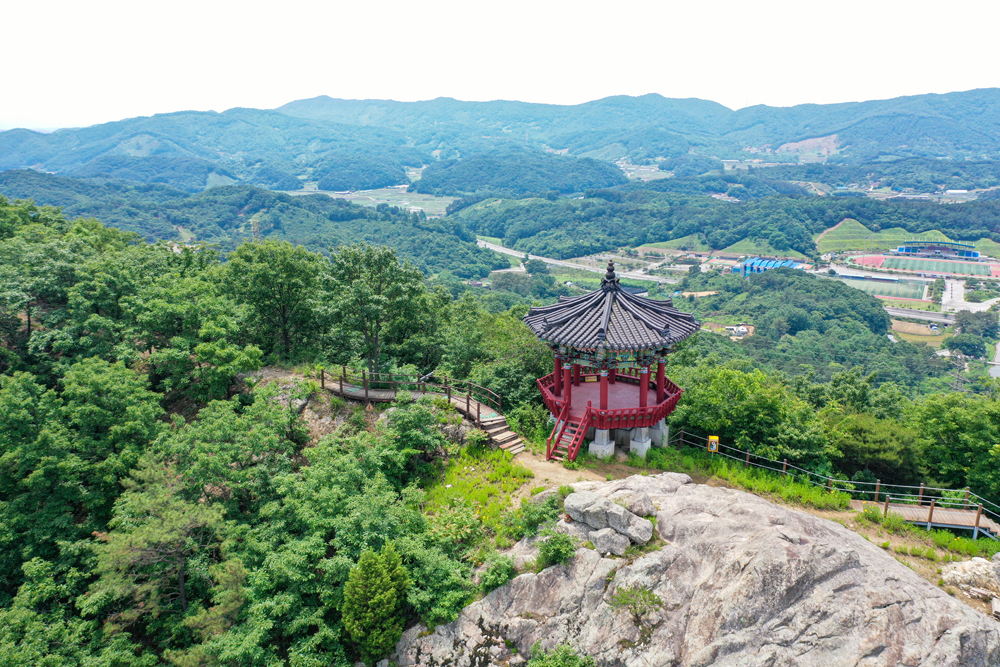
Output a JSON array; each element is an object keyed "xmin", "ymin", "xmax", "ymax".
[
  {"xmin": 560, "ymin": 380, "xmax": 658, "ymax": 421},
  {"xmin": 853, "ymin": 500, "xmax": 1000, "ymax": 536}
]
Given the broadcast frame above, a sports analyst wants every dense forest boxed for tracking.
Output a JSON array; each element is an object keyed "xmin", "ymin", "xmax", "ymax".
[
  {"xmin": 409, "ymin": 151, "xmax": 627, "ymax": 195},
  {"xmin": 5, "ymin": 194, "xmax": 1000, "ymax": 664},
  {"xmin": 0, "ymin": 172, "xmax": 507, "ymax": 278},
  {"xmin": 453, "ymin": 187, "xmax": 1000, "ymax": 259}
]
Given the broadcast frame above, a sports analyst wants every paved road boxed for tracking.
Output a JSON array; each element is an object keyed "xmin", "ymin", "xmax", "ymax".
[
  {"xmin": 477, "ymin": 240, "xmax": 677, "ymax": 284},
  {"xmin": 883, "ymin": 307, "xmax": 954, "ymax": 324}
]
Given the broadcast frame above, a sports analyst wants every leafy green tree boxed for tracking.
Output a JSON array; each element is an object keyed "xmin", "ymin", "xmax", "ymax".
[
  {"xmin": 223, "ymin": 240, "xmax": 326, "ymax": 358},
  {"xmin": 943, "ymin": 333, "xmax": 987, "ymax": 358},
  {"xmin": 86, "ymin": 460, "xmax": 228, "ymax": 631},
  {"xmin": 342, "ymin": 544, "xmax": 409, "ymax": 661},
  {"xmin": 328, "ymin": 243, "xmax": 425, "ymax": 374}
]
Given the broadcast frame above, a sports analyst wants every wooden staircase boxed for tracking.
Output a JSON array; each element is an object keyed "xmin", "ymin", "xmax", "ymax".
[
  {"xmin": 481, "ymin": 416, "xmax": 525, "ymax": 455},
  {"xmin": 546, "ymin": 412, "xmax": 590, "ymax": 462}
]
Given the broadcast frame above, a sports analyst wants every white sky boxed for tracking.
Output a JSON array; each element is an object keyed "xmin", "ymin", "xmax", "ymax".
[{"xmin": 3, "ymin": 0, "xmax": 999, "ymax": 130}]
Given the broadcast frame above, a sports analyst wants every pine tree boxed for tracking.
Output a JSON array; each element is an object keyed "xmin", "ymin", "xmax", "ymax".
[{"xmin": 342, "ymin": 544, "xmax": 410, "ymax": 661}]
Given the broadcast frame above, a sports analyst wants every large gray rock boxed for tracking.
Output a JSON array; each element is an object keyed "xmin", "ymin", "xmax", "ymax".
[
  {"xmin": 554, "ymin": 518, "xmax": 591, "ymax": 541},
  {"xmin": 395, "ymin": 473, "xmax": 1000, "ymax": 667},
  {"xmin": 608, "ymin": 488, "xmax": 657, "ymax": 517},
  {"xmin": 565, "ymin": 491, "xmax": 653, "ymax": 544},
  {"xmin": 943, "ymin": 557, "xmax": 1000, "ymax": 594},
  {"xmin": 588, "ymin": 527, "xmax": 629, "ymax": 556}
]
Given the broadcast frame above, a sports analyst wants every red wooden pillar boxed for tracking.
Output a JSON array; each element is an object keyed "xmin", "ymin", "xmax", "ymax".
[
  {"xmin": 563, "ymin": 364, "xmax": 573, "ymax": 408},
  {"xmin": 553, "ymin": 353, "xmax": 562, "ymax": 397},
  {"xmin": 573, "ymin": 364, "xmax": 581, "ymax": 387},
  {"xmin": 599, "ymin": 369, "xmax": 609, "ymax": 410},
  {"xmin": 655, "ymin": 357, "xmax": 666, "ymax": 404},
  {"xmin": 609, "ymin": 368, "xmax": 616, "ymax": 384},
  {"xmin": 639, "ymin": 365, "xmax": 650, "ymax": 408}
]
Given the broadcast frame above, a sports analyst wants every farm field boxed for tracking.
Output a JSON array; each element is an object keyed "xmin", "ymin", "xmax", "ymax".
[
  {"xmin": 638, "ymin": 234, "xmax": 711, "ymax": 252},
  {"xmin": 721, "ymin": 237, "xmax": 808, "ymax": 259},
  {"xmin": 882, "ymin": 257, "xmax": 991, "ymax": 276},
  {"xmin": 292, "ymin": 187, "xmax": 455, "ymax": 217},
  {"xmin": 816, "ymin": 219, "xmax": 953, "ymax": 254},
  {"xmin": 837, "ymin": 279, "xmax": 926, "ymax": 299}
]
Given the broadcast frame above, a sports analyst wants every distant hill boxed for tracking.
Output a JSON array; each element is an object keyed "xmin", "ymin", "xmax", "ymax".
[
  {"xmin": 0, "ymin": 170, "xmax": 506, "ymax": 278},
  {"xmin": 0, "ymin": 108, "xmax": 426, "ymax": 192},
  {"xmin": 280, "ymin": 89, "xmax": 1000, "ymax": 162},
  {"xmin": 3, "ymin": 89, "xmax": 1000, "ymax": 196}
]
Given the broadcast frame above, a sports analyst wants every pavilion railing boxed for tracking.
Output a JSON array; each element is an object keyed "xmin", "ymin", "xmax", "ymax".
[
  {"xmin": 537, "ymin": 371, "xmax": 683, "ymax": 431},
  {"xmin": 319, "ymin": 366, "xmax": 503, "ymax": 416}
]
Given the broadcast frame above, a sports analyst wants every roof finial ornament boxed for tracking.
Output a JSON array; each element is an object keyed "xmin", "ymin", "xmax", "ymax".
[{"xmin": 602, "ymin": 259, "xmax": 618, "ymax": 288}]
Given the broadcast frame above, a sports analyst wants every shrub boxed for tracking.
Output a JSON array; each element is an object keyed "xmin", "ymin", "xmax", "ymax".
[
  {"xmin": 538, "ymin": 532, "xmax": 576, "ymax": 568},
  {"xmin": 520, "ymin": 495, "xmax": 561, "ymax": 537},
  {"xmin": 526, "ymin": 643, "xmax": 595, "ymax": 667},
  {"xmin": 342, "ymin": 544, "xmax": 410, "ymax": 661},
  {"xmin": 609, "ymin": 584, "xmax": 664, "ymax": 627},
  {"xmin": 480, "ymin": 553, "xmax": 517, "ymax": 594}
]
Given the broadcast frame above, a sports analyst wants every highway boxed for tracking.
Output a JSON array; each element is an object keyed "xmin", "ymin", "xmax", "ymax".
[
  {"xmin": 477, "ymin": 240, "xmax": 677, "ymax": 284},
  {"xmin": 883, "ymin": 307, "xmax": 954, "ymax": 324}
]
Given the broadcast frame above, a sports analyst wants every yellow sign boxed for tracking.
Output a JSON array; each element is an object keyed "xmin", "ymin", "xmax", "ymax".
[
  {"xmin": 584, "ymin": 376, "xmax": 599, "ymax": 383},
  {"xmin": 708, "ymin": 435, "xmax": 719, "ymax": 453}
]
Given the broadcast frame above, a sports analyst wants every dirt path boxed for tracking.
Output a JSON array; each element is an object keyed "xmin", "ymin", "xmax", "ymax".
[
  {"xmin": 513, "ymin": 450, "xmax": 604, "ymax": 486},
  {"xmin": 815, "ymin": 218, "xmax": 849, "ymax": 245}
]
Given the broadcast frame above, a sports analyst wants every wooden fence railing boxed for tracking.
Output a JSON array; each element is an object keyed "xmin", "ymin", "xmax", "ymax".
[{"xmin": 318, "ymin": 366, "xmax": 504, "ymax": 415}]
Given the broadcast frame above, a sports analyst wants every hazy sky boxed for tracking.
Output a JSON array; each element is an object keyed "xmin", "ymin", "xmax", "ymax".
[{"xmin": 4, "ymin": 0, "xmax": 999, "ymax": 130}]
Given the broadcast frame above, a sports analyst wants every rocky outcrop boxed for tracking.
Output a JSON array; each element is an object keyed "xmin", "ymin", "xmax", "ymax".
[
  {"xmin": 395, "ymin": 473, "xmax": 1000, "ymax": 667},
  {"xmin": 564, "ymin": 490, "xmax": 654, "ymax": 551},
  {"xmin": 943, "ymin": 554, "xmax": 1000, "ymax": 595}
]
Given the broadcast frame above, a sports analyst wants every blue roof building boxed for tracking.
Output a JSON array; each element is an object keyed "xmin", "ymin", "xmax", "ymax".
[{"xmin": 733, "ymin": 257, "xmax": 804, "ymax": 277}]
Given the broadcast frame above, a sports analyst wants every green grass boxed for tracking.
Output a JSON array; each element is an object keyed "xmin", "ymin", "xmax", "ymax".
[
  {"xmin": 476, "ymin": 235, "xmax": 503, "ymax": 245},
  {"xmin": 425, "ymin": 446, "xmax": 534, "ymax": 533},
  {"xmin": 836, "ymin": 278, "xmax": 926, "ymax": 299},
  {"xmin": 637, "ymin": 446, "xmax": 851, "ymax": 511},
  {"xmin": 882, "ymin": 257, "xmax": 991, "ymax": 276},
  {"xmin": 816, "ymin": 219, "xmax": 954, "ymax": 254},
  {"xmin": 638, "ymin": 234, "xmax": 711, "ymax": 253},
  {"xmin": 974, "ymin": 238, "xmax": 1000, "ymax": 259},
  {"xmin": 880, "ymin": 298, "xmax": 940, "ymax": 311},
  {"xmin": 721, "ymin": 238, "xmax": 808, "ymax": 260}
]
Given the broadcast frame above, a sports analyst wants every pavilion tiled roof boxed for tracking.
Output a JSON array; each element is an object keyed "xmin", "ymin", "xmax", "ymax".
[{"xmin": 523, "ymin": 261, "xmax": 700, "ymax": 351}]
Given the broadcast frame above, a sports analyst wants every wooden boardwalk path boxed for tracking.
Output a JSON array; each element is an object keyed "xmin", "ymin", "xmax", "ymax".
[
  {"xmin": 852, "ymin": 499, "xmax": 1000, "ymax": 538},
  {"xmin": 319, "ymin": 369, "xmax": 525, "ymax": 455}
]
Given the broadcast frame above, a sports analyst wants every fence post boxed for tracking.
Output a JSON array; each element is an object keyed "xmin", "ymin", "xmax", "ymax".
[
  {"xmin": 476, "ymin": 401, "xmax": 481, "ymax": 428},
  {"xmin": 466, "ymin": 384, "xmax": 471, "ymax": 415},
  {"xmin": 363, "ymin": 370, "xmax": 369, "ymax": 403},
  {"xmin": 782, "ymin": 459, "xmax": 788, "ymax": 477},
  {"xmin": 339, "ymin": 372, "xmax": 344, "ymax": 396},
  {"xmin": 974, "ymin": 504, "xmax": 984, "ymax": 540},
  {"xmin": 926, "ymin": 499, "xmax": 936, "ymax": 531},
  {"xmin": 883, "ymin": 494, "xmax": 890, "ymax": 517},
  {"xmin": 680, "ymin": 428, "xmax": 685, "ymax": 449},
  {"xmin": 320, "ymin": 368, "xmax": 325, "ymax": 390},
  {"xmin": 342, "ymin": 365, "xmax": 347, "ymax": 382},
  {"xmin": 827, "ymin": 478, "xmax": 833, "ymax": 494},
  {"xmin": 446, "ymin": 378, "xmax": 452, "ymax": 402},
  {"xmin": 964, "ymin": 487, "xmax": 970, "ymax": 510},
  {"xmin": 745, "ymin": 451, "xmax": 750, "ymax": 468},
  {"xmin": 918, "ymin": 483, "xmax": 924, "ymax": 506}
]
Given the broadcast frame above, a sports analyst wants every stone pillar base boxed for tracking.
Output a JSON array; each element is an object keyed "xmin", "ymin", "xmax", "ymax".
[
  {"xmin": 630, "ymin": 426, "xmax": 651, "ymax": 458},
  {"xmin": 589, "ymin": 429, "xmax": 614, "ymax": 459},
  {"xmin": 649, "ymin": 422, "xmax": 668, "ymax": 448}
]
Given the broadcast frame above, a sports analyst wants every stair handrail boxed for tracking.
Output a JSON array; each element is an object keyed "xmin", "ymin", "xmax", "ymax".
[
  {"xmin": 568, "ymin": 404, "xmax": 593, "ymax": 461},
  {"xmin": 546, "ymin": 401, "xmax": 572, "ymax": 461}
]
